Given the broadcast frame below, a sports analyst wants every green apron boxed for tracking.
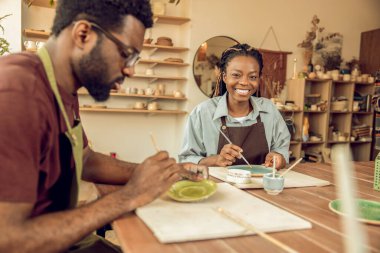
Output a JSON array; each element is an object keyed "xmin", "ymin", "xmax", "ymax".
[
  {"xmin": 37, "ymin": 47, "xmax": 83, "ymax": 208},
  {"xmin": 37, "ymin": 47, "xmax": 121, "ymax": 253}
]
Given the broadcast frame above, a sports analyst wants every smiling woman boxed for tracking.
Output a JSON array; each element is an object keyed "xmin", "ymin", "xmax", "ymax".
[{"xmin": 179, "ymin": 43, "xmax": 291, "ymax": 171}]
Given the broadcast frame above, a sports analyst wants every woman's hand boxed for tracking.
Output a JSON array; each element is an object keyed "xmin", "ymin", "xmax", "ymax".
[
  {"xmin": 215, "ymin": 143, "xmax": 243, "ymax": 166},
  {"xmin": 198, "ymin": 144, "xmax": 243, "ymax": 167},
  {"xmin": 264, "ymin": 152, "xmax": 286, "ymax": 170}
]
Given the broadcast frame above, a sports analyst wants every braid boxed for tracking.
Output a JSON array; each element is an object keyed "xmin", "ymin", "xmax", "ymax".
[{"xmin": 213, "ymin": 43, "xmax": 264, "ymax": 97}]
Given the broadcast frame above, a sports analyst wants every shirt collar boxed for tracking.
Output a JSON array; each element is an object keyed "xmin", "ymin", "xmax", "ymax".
[{"xmin": 213, "ymin": 93, "xmax": 269, "ymax": 121}]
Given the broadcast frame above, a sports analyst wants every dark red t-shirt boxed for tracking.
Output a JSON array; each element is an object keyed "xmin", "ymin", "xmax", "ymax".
[{"xmin": 0, "ymin": 52, "xmax": 88, "ymax": 216}]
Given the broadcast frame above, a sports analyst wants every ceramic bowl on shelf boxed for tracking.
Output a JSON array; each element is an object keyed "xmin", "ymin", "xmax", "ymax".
[
  {"xmin": 338, "ymin": 136, "xmax": 346, "ymax": 141},
  {"xmin": 24, "ymin": 40, "xmax": 37, "ymax": 50},
  {"xmin": 134, "ymin": 102, "xmax": 146, "ymax": 109},
  {"xmin": 331, "ymin": 100, "xmax": 348, "ymax": 111},
  {"xmin": 309, "ymin": 136, "xmax": 321, "ymax": 142},
  {"xmin": 343, "ymin": 74, "xmax": 351, "ymax": 81},
  {"xmin": 143, "ymin": 38, "xmax": 153, "ymax": 44},
  {"xmin": 147, "ymin": 102, "xmax": 159, "ymax": 111}
]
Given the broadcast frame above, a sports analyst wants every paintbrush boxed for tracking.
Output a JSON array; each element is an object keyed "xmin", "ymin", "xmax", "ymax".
[
  {"xmin": 149, "ymin": 132, "xmax": 160, "ymax": 152},
  {"xmin": 218, "ymin": 129, "xmax": 253, "ymax": 168},
  {"xmin": 215, "ymin": 207, "xmax": 298, "ymax": 253},
  {"xmin": 279, "ymin": 158, "xmax": 303, "ymax": 177}
]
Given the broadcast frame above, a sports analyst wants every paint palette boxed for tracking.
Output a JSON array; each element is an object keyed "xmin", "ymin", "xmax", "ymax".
[
  {"xmin": 167, "ymin": 180, "xmax": 217, "ymax": 202},
  {"xmin": 227, "ymin": 165, "xmax": 272, "ymax": 177},
  {"xmin": 329, "ymin": 198, "xmax": 380, "ymax": 225}
]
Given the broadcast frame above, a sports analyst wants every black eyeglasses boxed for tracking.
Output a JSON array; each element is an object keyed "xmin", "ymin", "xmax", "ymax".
[{"xmin": 89, "ymin": 22, "xmax": 140, "ymax": 68}]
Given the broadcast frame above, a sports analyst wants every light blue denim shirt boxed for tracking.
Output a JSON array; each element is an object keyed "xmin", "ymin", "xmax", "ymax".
[{"xmin": 178, "ymin": 93, "xmax": 290, "ymax": 164}]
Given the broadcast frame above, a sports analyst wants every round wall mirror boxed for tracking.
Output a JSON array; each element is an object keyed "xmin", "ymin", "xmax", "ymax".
[{"xmin": 193, "ymin": 36, "xmax": 239, "ymax": 97}]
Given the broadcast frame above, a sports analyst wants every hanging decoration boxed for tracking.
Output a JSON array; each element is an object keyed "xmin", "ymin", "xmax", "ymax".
[{"xmin": 258, "ymin": 26, "xmax": 291, "ymax": 99}]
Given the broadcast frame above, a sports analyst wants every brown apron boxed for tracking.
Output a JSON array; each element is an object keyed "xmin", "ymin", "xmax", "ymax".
[
  {"xmin": 217, "ymin": 114, "xmax": 269, "ymax": 165},
  {"xmin": 37, "ymin": 47, "xmax": 121, "ymax": 253}
]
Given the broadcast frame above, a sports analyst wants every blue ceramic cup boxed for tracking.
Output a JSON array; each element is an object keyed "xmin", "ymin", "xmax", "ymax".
[{"xmin": 263, "ymin": 173, "xmax": 285, "ymax": 195}]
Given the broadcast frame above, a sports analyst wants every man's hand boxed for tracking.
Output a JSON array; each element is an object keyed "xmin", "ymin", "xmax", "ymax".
[
  {"xmin": 178, "ymin": 162, "xmax": 208, "ymax": 181},
  {"xmin": 122, "ymin": 151, "xmax": 181, "ymax": 208},
  {"xmin": 263, "ymin": 152, "xmax": 286, "ymax": 170}
]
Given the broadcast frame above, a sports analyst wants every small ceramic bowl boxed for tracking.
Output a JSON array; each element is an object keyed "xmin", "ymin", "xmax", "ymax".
[
  {"xmin": 262, "ymin": 173, "xmax": 284, "ymax": 195},
  {"xmin": 226, "ymin": 169, "xmax": 251, "ymax": 184}
]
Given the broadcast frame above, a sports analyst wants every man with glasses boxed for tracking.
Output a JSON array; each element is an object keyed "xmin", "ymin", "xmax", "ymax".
[{"xmin": 0, "ymin": 1, "xmax": 207, "ymax": 252}]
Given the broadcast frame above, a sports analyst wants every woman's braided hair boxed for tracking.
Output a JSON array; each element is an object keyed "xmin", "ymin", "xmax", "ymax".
[{"xmin": 213, "ymin": 43, "xmax": 263, "ymax": 97}]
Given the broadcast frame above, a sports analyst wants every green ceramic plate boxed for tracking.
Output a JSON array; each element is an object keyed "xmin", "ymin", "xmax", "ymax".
[
  {"xmin": 167, "ymin": 180, "xmax": 217, "ymax": 202},
  {"xmin": 329, "ymin": 199, "xmax": 380, "ymax": 225},
  {"xmin": 228, "ymin": 165, "xmax": 272, "ymax": 177}
]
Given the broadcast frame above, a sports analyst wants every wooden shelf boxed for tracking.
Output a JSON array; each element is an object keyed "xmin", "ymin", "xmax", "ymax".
[
  {"xmin": 78, "ymin": 91, "xmax": 186, "ymax": 100},
  {"xmin": 333, "ymin": 80, "xmax": 354, "ymax": 84},
  {"xmin": 24, "ymin": 29, "xmax": 50, "ymax": 39},
  {"xmin": 138, "ymin": 59, "xmax": 188, "ymax": 67},
  {"xmin": 153, "ymin": 15, "xmax": 190, "ymax": 25},
  {"xmin": 29, "ymin": 0, "xmax": 56, "ymax": 8},
  {"xmin": 278, "ymin": 109, "xmax": 302, "ymax": 113},
  {"xmin": 304, "ymin": 110, "xmax": 327, "ymax": 113},
  {"xmin": 350, "ymin": 140, "xmax": 372, "ymax": 144},
  {"xmin": 305, "ymin": 94, "xmax": 321, "ymax": 98},
  {"xmin": 306, "ymin": 78, "xmax": 331, "ymax": 82},
  {"xmin": 132, "ymin": 74, "xmax": 186, "ymax": 81},
  {"xmin": 80, "ymin": 107, "xmax": 186, "ymax": 114},
  {"xmin": 330, "ymin": 110, "xmax": 351, "ymax": 114},
  {"xmin": 287, "ymin": 78, "xmax": 375, "ymax": 161},
  {"xmin": 355, "ymin": 82, "xmax": 375, "ymax": 86},
  {"xmin": 328, "ymin": 140, "xmax": 350, "ymax": 144},
  {"xmin": 352, "ymin": 111, "xmax": 373, "ymax": 114},
  {"xmin": 302, "ymin": 141, "xmax": 325, "ymax": 144},
  {"xmin": 143, "ymin": 44, "xmax": 188, "ymax": 52}
]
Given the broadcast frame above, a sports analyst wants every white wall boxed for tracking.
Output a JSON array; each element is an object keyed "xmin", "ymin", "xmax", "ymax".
[
  {"xmin": 1, "ymin": 0, "xmax": 22, "ymax": 53},
  {"xmin": 4, "ymin": 0, "xmax": 380, "ymax": 163}
]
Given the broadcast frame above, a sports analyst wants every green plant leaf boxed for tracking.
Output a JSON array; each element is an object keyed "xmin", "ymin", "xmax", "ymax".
[
  {"xmin": 0, "ymin": 14, "xmax": 12, "ymax": 34},
  {"xmin": 0, "ymin": 37, "xmax": 11, "ymax": 56}
]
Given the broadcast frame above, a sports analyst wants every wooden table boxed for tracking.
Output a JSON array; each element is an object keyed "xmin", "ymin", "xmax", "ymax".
[{"xmin": 97, "ymin": 162, "xmax": 380, "ymax": 253}]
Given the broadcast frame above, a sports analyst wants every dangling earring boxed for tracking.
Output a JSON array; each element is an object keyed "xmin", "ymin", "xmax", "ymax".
[
  {"xmin": 212, "ymin": 74, "xmax": 223, "ymax": 97},
  {"xmin": 254, "ymin": 80, "xmax": 260, "ymax": 97},
  {"xmin": 213, "ymin": 79, "xmax": 220, "ymax": 97}
]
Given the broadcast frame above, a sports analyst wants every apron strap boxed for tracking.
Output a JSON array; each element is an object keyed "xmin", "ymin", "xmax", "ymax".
[{"xmin": 37, "ymin": 47, "xmax": 73, "ymax": 133}]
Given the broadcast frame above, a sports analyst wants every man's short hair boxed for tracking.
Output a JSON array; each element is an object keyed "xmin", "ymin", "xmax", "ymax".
[{"xmin": 51, "ymin": 0, "xmax": 153, "ymax": 36}]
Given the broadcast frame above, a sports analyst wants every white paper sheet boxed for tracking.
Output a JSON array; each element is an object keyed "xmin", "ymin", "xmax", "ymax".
[
  {"xmin": 136, "ymin": 183, "xmax": 312, "ymax": 243},
  {"xmin": 209, "ymin": 167, "xmax": 330, "ymax": 189}
]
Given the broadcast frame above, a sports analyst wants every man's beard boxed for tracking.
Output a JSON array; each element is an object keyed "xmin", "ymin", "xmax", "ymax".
[{"xmin": 76, "ymin": 40, "xmax": 123, "ymax": 102}]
